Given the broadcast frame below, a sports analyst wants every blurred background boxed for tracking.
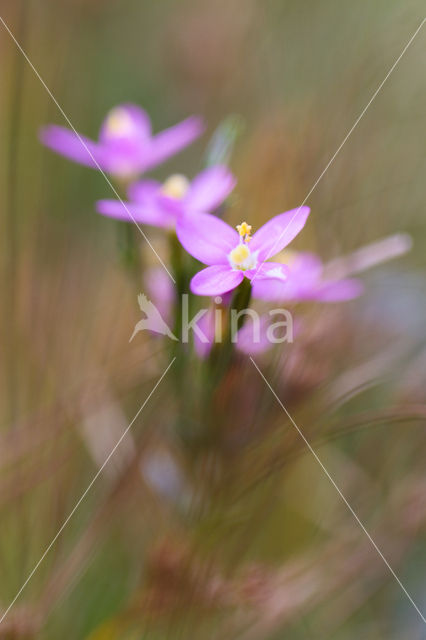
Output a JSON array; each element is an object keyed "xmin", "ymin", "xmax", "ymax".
[{"xmin": 0, "ymin": 0, "xmax": 425, "ymax": 638}]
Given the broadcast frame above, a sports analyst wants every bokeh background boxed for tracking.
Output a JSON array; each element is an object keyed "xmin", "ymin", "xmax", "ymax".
[{"xmin": 0, "ymin": 1, "xmax": 425, "ymax": 638}]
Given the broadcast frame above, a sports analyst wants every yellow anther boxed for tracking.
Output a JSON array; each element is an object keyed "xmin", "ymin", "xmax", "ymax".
[
  {"xmin": 229, "ymin": 244, "xmax": 250, "ymax": 266},
  {"xmin": 161, "ymin": 174, "xmax": 190, "ymax": 200},
  {"xmin": 236, "ymin": 221, "xmax": 252, "ymax": 239},
  {"xmin": 106, "ymin": 108, "xmax": 134, "ymax": 135}
]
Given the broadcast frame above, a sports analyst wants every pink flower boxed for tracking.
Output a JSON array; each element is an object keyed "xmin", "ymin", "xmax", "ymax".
[
  {"xmin": 176, "ymin": 208, "xmax": 310, "ymax": 296},
  {"xmin": 251, "ymin": 234, "xmax": 412, "ymax": 303},
  {"xmin": 96, "ymin": 165, "xmax": 235, "ymax": 229},
  {"xmin": 252, "ymin": 252, "xmax": 363, "ymax": 302},
  {"xmin": 40, "ymin": 104, "xmax": 203, "ymax": 179}
]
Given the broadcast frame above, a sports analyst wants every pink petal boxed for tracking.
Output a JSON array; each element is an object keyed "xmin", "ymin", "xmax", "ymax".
[
  {"xmin": 127, "ymin": 179, "xmax": 162, "ymax": 203},
  {"xmin": 250, "ymin": 206, "xmax": 310, "ymax": 261},
  {"xmin": 39, "ymin": 125, "xmax": 105, "ymax": 169},
  {"xmin": 144, "ymin": 116, "xmax": 204, "ymax": 170},
  {"xmin": 246, "ymin": 262, "xmax": 289, "ymax": 282},
  {"xmin": 252, "ymin": 256, "xmax": 320, "ymax": 300},
  {"xmin": 176, "ymin": 212, "xmax": 239, "ymax": 265},
  {"xmin": 185, "ymin": 166, "xmax": 236, "ymax": 213},
  {"xmin": 145, "ymin": 267, "xmax": 175, "ymax": 324},
  {"xmin": 190, "ymin": 265, "xmax": 243, "ymax": 296},
  {"xmin": 252, "ymin": 252, "xmax": 322, "ymax": 299},
  {"xmin": 236, "ymin": 315, "xmax": 272, "ymax": 355},
  {"xmin": 96, "ymin": 199, "xmax": 174, "ymax": 228},
  {"xmin": 312, "ymin": 278, "xmax": 364, "ymax": 302},
  {"xmin": 324, "ymin": 233, "xmax": 412, "ymax": 280},
  {"xmin": 251, "ymin": 278, "xmax": 287, "ymax": 301},
  {"xmin": 97, "ymin": 140, "xmax": 148, "ymax": 176},
  {"xmin": 128, "ymin": 179, "xmax": 183, "ymax": 219},
  {"xmin": 290, "ymin": 252, "xmax": 323, "ymax": 283},
  {"xmin": 252, "ymin": 271, "xmax": 363, "ymax": 303}
]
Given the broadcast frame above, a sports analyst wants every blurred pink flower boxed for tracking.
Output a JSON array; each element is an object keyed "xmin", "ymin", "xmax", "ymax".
[
  {"xmin": 194, "ymin": 309, "xmax": 274, "ymax": 357},
  {"xmin": 251, "ymin": 234, "xmax": 412, "ymax": 303},
  {"xmin": 145, "ymin": 267, "xmax": 175, "ymax": 326},
  {"xmin": 40, "ymin": 104, "xmax": 203, "ymax": 179},
  {"xmin": 252, "ymin": 252, "xmax": 363, "ymax": 302},
  {"xmin": 96, "ymin": 165, "xmax": 235, "ymax": 229}
]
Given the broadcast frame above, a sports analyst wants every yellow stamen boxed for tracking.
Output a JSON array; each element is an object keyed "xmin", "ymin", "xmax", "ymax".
[
  {"xmin": 229, "ymin": 244, "xmax": 250, "ymax": 266},
  {"xmin": 236, "ymin": 221, "xmax": 252, "ymax": 240},
  {"xmin": 161, "ymin": 174, "xmax": 190, "ymax": 200}
]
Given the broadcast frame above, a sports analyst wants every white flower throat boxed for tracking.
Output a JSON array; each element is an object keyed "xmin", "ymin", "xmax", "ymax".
[
  {"xmin": 105, "ymin": 108, "xmax": 136, "ymax": 138},
  {"xmin": 229, "ymin": 222, "xmax": 258, "ymax": 271},
  {"xmin": 161, "ymin": 174, "xmax": 190, "ymax": 200}
]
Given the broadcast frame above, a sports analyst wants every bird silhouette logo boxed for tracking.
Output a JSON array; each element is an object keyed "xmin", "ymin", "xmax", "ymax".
[{"xmin": 129, "ymin": 294, "xmax": 178, "ymax": 343}]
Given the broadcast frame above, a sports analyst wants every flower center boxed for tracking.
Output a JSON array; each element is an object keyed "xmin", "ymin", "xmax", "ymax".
[
  {"xmin": 229, "ymin": 221, "xmax": 257, "ymax": 270},
  {"xmin": 161, "ymin": 174, "xmax": 190, "ymax": 200},
  {"xmin": 105, "ymin": 108, "xmax": 135, "ymax": 137},
  {"xmin": 230, "ymin": 244, "xmax": 250, "ymax": 265}
]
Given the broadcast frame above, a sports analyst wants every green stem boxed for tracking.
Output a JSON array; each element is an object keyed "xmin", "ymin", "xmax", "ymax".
[
  {"xmin": 169, "ymin": 232, "xmax": 192, "ymax": 437},
  {"xmin": 208, "ymin": 277, "xmax": 252, "ymax": 377},
  {"xmin": 169, "ymin": 231, "xmax": 187, "ymax": 340},
  {"xmin": 114, "ymin": 175, "xmax": 142, "ymax": 280},
  {"xmin": 195, "ymin": 278, "xmax": 252, "ymax": 447},
  {"xmin": 116, "ymin": 221, "xmax": 142, "ymax": 278}
]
